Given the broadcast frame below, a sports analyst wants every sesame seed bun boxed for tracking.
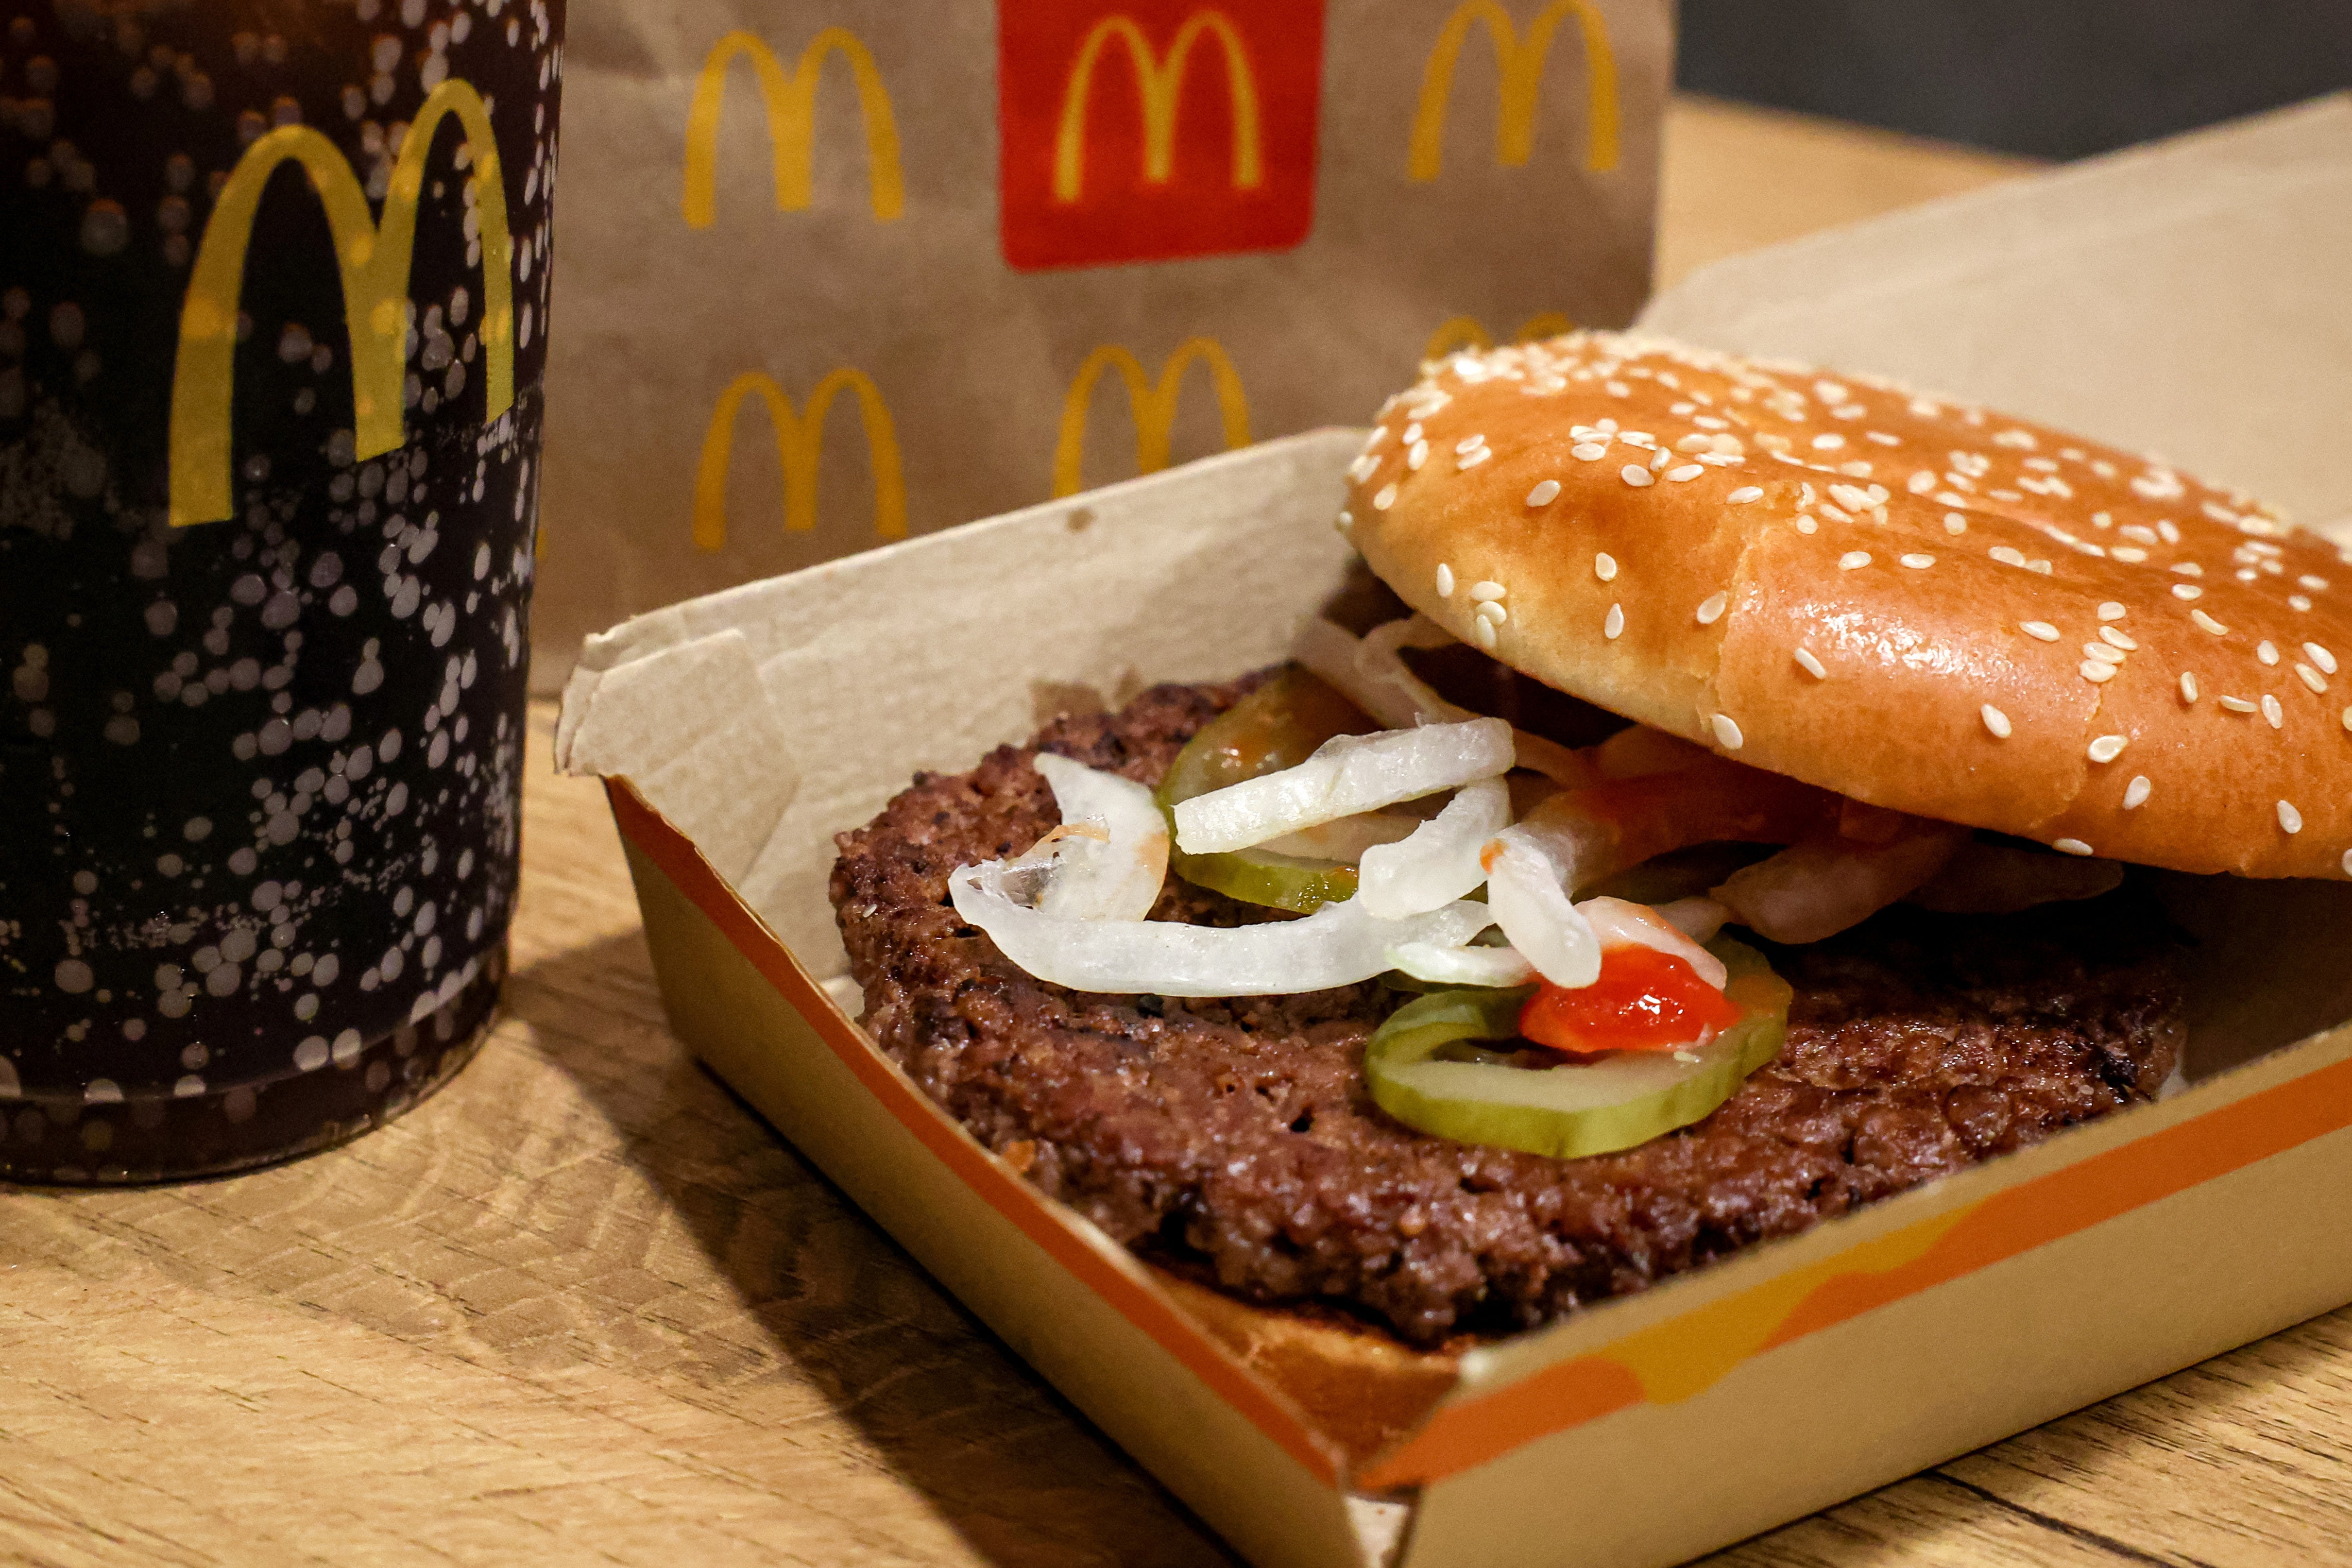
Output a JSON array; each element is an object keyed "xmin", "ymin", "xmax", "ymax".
[{"xmin": 1342, "ymin": 331, "xmax": 2352, "ymax": 880}]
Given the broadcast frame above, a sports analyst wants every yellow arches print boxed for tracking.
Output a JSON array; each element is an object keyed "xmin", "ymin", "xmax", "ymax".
[
  {"xmin": 1423, "ymin": 310, "xmax": 1575, "ymax": 362},
  {"xmin": 693, "ymin": 369, "xmax": 907, "ymax": 549},
  {"xmin": 682, "ymin": 28, "xmax": 904, "ymax": 227},
  {"xmin": 1409, "ymin": 0, "xmax": 1619, "ymax": 180},
  {"xmin": 168, "ymin": 77, "xmax": 515, "ymax": 527},
  {"xmin": 1052, "ymin": 339, "xmax": 1250, "ymax": 499},
  {"xmin": 1053, "ymin": 12, "xmax": 1261, "ymax": 203}
]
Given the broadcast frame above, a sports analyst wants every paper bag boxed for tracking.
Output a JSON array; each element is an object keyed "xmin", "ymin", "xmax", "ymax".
[{"xmin": 531, "ymin": 0, "xmax": 1673, "ymax": 688}]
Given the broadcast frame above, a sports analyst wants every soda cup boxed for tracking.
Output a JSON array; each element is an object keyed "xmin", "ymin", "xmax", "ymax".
[{"xmin": 0, "ymin": 0, "xmax": 564, "ymax": 1178}]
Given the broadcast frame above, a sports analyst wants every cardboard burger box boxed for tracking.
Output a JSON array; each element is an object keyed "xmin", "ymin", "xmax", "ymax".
[{"xmin": 556, "ymin": 98, "xmax": 2352, "ymax": 1568}]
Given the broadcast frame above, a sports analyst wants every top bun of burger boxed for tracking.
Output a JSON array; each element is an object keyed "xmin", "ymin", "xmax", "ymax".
[{"xmin": 1342, "ymin": 331, "xmax": 2352, "ymax": 881}]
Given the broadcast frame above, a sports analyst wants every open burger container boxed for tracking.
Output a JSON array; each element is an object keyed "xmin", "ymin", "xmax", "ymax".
[{"xmin": 557, "ymin": 99, "xmax": 2352, "ymax": 1568}]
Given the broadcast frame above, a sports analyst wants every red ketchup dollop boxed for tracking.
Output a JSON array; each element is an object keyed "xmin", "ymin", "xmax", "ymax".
[{"xmin": 1519, "ymin": 945, "xmax": 1743, "ymax": 1055}]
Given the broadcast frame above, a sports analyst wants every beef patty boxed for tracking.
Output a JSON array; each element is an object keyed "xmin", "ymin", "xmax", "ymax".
[{"xmin": 830, "ymin": 676, "xmax": 2185, "ymax": 1346}]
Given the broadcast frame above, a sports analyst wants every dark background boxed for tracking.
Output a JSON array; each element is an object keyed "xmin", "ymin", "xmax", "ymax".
[{"xmin": 1676, "ymin": 0, "xmax": 2352, "ymax": 159}]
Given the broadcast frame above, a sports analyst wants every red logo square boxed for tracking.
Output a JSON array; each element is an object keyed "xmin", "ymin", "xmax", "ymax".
[{"xmin": 998, "ymin": 1, "xmax": 1325, "ymax": 272}]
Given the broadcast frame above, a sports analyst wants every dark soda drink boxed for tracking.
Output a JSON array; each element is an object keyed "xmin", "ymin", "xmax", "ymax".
[{"xmin": 0, "ymin": 0, "xmax": 563, "ymax": 1178}]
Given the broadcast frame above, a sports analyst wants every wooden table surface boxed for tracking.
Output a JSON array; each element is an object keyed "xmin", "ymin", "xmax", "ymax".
[{"xmin": 8, "ymin": 100, "xmax": 2350, "ymax": 1568}]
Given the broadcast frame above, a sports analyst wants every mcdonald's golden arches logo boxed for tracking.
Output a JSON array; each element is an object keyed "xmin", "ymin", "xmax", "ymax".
[
  {"xmin": 693, "ymin": 368, "xmax": 907, "ymax": 549},
  {"xmin": 1422, "ymin": 311, "xmax": 1575, "ymax": 362},
  {"xmin": 1052, "ymin": 338, "xmax": 1250, "ymax": 497},
  {"xmin": 682, "ymin": 28, "xmax": 905, "ymax": 227},
  {"xmin": 1408, "ymin": 0, "xmax": 1619, "ymax": 181},
  {"xmin": 168, "ymin": 78, "xmax": 515, "ymax": 527},
  {"xmin": 999, "ymin": 1, "xmax": 1324, "ymax": 271}
]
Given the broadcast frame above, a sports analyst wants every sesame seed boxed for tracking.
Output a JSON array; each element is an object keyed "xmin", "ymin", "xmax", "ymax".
[
  {"xmin": 2098, "ymin": 602, "xmax": 2127, "ymax": 621},
  {"xmin": 1604, "ymin": 603, "xmax": 1624, "ymax": 640},
  {"xmin": 1335, "ymin": 511, "xmax": 1354, "ymax": 535},
  {"xmin": 2298, "ymin": 663, "xmax": 2329, "ymax": 694},
  {"xmin": 1666, "ymin": 464, "xmax": 1705, "ymax": 482},
  {"xmin": 2306, "ymin": 642, "xmax": 2338, "ymax": 674},
  {"xmin": 2157, "ymin": 520, "xmax": 2181, "ymax": 545},
  {"xmin": 2345, "ymin": 847, "xmax": 2352, "ymax": 875},
  {"xmin": 1908, "ymin": 471, "xmax": 1937, "ymax": 494},
  {"xmin": 1651, "ymin": 447, "xmax": 1672, "ymax": 472},
  {"xmin": 1436, "ymin": 563, "xmax": 1455, "ymax": 597},
  {"xmin": 1899, "ymin": 553, "xmax": 1935, "ymax": 570},
  {"xmin": 2172, "ymin": 562, "xmax": 2204, "ymax": 577},
  {"xmin": 2100, "ymin": 627, "xmax": 2137, "ymax": 650},
  {"xmin": 2028, "ymin": 560, "xmax": 2052, "ymax": 575},
  {"xmin": 1408, "ymin": 440, "xmax": 1430, "ymax": 471},
  {"xmin": 1710, "ymin": 714, "xmax": 1745, "ymax": 750},
  {"xmin": 1991, "ymin": 546, "xmax": 2027, "ymax": 567},
  {"xmin": 1794, "ymin": 515, "xmax": 1818, "ymax": 534},
  {"xmin": 2300, "ymin": 574, "xmax": 2330, "ymax": 591},
  {"xmin": 1820, "ymin": 505, "xmax": 1854, "ymax": 525},
  {"xmin": 2172, "ymin": 583, "xmax": 2202, "ymax": 600},
  {"xmin": 1696, "ymin": 592, "xmax": 1728, "ymax": 624},
  {"xmin": 1476, "ymin": 600, "xmax": 1507, "ymax": 626},
  {"xmin": 2080, "ymin": 661, "xmax": 2116, "ymax": 683},
  {"xmin": 1472, "ymin": 615, "xmax": 1498, "ymax": 650},
  {"xmin": 1348, "ymin": 455, "xmax": 1380, "ymax": 482},
  {"xmin": 1811, "ymin": 434, "xmax": 1845, "ymax": 450},
  {"xmin": 2280, "ymin": 800, "xmax": 2304, "ymax": 835},
  {"xmin": 1594, "ymin": 552, "xmax": 1618, "ymax": 582},
  {"xmin": 2084, "ymin": 643, "xmax": 2124, "ymax": 665},
  {"xmin": 2121, "ymin": 525, "xmax": 2159, "ymax": 545},
  {"xmin": 1981, "ymin": 705, "xmax": 2012, "ymax": 738},
  {"xmin": 2112, "ymin": 546, "xmax": 2148, "ymax": 562},
  {"xmin": 1373, "ymin": 483, "xmax": 1398, "ymax": 511},
  {"xmin": 1622, "ymin": 464, "xmax": 1655, "ymax": 488},
  {"xmin": 2182, "ymin": 673, "xmax": 2200, "ymax": 702},
  {"xmin": 1455, "ymin": 434, "xmax": 1486, "ymax": 454},
  {"xmin": 2022, "ymin": 622, "xmax": 2059, "ymax": 641},
  {"xmin": 1402, "ymin": 423, "xmax": 1423, "ymax": 443},
  {"xmin": 2088, "ymin": 734, "xmax": 2128, "ymax": 763},
  {"xmin": 1795, "ymin": 648, "xmax": 1826, "ymax": 679},
  {"xmin": 1470, "ymin": 580, "xmax": 1506, "ymax": 601},
  {"xmin": 2344, "ymin": 706, "xmax": 2352, "ymax": 733},
  {"xmin": 2192, "ymin": 610, "xmax": 2230, "ymax": 635},
  {"xmin": 1457, "ymin": 447, "xmax": 1492, "ymax": 470},
  {"xmin": 1839, "ymin": 551, "xmax": 1871, "ymax": 571},
  {"xmin": 1573, "ymin": 443, "xmax": 1608, "ymax": 460},
  {"xmin": 2258, "ymin": 640, "xmax": 2281, "ymax": 665},
  {"xmin": 1728, "ymin": 486, "xmax": 1763, "ymax": 504},
  {"xmin": 2123, "ymin": 775, "xmax": 2152, "ymax": 809},
  {"xmin": 2293, "ymin": 595, "xmax": 2315, "ymax": 612},
  {"xmin": 1526, "ymin": 479, "xmax": 1561, "ymax": 507},
  {"xmin": 2263, "ymin": 694, "xmax": 2284, "ymax": 728},
  {"xmin": 2220, "ymin": 695, "xmax": 2258, "ymax": 714},
  {"xmin": 2053, "ymin": 838, "xmax": 2096, "ymax": 857}
]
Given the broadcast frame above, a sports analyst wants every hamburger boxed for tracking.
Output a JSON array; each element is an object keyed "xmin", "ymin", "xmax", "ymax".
[{"xmin": 830, "ymin": 332, "xmax": 2347, "ymax": 1461}]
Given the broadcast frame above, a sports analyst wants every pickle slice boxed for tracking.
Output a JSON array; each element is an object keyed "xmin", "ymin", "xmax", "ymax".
[
  {"xmin": 1363, "ymin": 939, "xmax": 1792, "ymax": 1159},
  {"xmin": 1158, "ymin": 668, "xmax": 1382, "ymax": 913}
]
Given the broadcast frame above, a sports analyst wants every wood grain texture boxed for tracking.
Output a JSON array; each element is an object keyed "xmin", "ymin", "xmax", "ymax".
[{"xmin": 4, "ymin": 100, "xmax": 2346, "ymax": 1568}]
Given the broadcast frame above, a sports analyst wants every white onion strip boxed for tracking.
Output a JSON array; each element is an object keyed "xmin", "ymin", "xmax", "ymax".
[
  {"xmin": 1386, "ymin": 941, "xmax": 1536, "ymax": 989},
  {"xmin": 1023, "ymin": 753, "xmax": 1169, "ymax": 921},
  {"xmin": 1172, "ymin": 718, "xmax": 1515, "ymax": 854},
  {"xmin": 1576, "ymin": 897, "xmax": 1728, "ymax": 989},
  {"xmin": 1359, "ymin": 776, "xmax": 1512, "ymax": 918},
  {"xmin": 1484, "ymin": 827, "xmax": 1601, "ymax": 988},
  {"xmin": 950, "ymin": 863, "xmax": 1494, "ymax": 995}
]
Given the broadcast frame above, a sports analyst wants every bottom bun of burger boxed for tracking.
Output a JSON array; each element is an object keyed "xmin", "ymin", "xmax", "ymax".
[{"xmin": 831, "ymin": 676, "xmax": 2185, "ymax": 1453}]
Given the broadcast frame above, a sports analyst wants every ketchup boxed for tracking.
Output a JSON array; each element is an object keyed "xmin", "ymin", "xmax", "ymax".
[{"xmin": 1519, "ymin": 946, "xmax": 1743, "ymax": 1055}]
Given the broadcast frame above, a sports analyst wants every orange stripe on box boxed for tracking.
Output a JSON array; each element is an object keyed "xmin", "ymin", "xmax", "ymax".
[
  {"xmin": 605, "ymin": 779, "xmax": 1342, "ymax": 1486},
  {"xmin": 1360, "ymin": 1049, "xmax": 2352, "ymax": 1490}
]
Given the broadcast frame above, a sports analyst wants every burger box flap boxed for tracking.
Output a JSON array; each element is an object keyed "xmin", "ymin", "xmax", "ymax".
[
  {"xmin": 558, "ymin": 102, "xmax": 2352, "ymax": 1568},
  {"xmin": 1636, "ymin": 93, "xmax": 2352, "ymax": 532}
]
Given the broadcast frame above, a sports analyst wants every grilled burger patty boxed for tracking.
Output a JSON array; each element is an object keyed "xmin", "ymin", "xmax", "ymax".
[{"xmin": 830, "ymin": 676, "xmax": 2186, "ymax": 1346}]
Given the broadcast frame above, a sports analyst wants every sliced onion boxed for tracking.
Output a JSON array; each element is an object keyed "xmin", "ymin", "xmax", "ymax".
[
  {"xmin": 1172, "ymin": 717, "xmax": 1515, "ymax": 854},
  {"xmin": 949, "ymin": 861, "xmax": 1495, "ymax": 995},
  {"xmin": 1023, "ymin": 753, "xmax": 1169, "ymax": 921},
  {"xmin": 1297, "ymin": 616, "xmax": 1597, "ymax": 787},
  {"xmin": 1906, "ymin": 840, "xmax": 2126, "ymax": 914},
  {"xmin": 1484, "ymin": 827, "xmax": 1601, "ymax": 988},
  {"xmin": 1595, "ymin": 725, "xmax": 1713, "ymax": 779},
  {"xmin": 1575, "ymin": 896, "xmax": 1728, "ymax": 989},
  {"xmin": 1359, "ymin": 776, "xmax": 1512, "ymax": 918},
  {"xmin": 1712, "ymin": 820, "xmax": 1966, "ymax": 943},
  {"xmin": 1258, "ymin": 812, "xmax": 1422, "ymax": 861},
  {"xmin": 1385, "ymin": 940, "xmax": 1536, "ymax": 989},
  {"xmin": 1656, "ymin": 896, "xmax": 1731, "ymax": 944}
]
